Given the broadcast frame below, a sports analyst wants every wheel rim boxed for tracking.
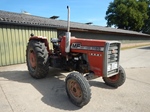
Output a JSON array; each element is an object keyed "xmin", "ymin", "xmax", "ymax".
[
  {"xmin": 29, "ymin": 50, "xmax": 36, "ymax": 70},
  {"xmin": 67, "ymin": 79, "xmax": 82, "ymax": 101},
  {"xmin": 108, "ymin": 74, "xmax": 119, "ymax": 82}
]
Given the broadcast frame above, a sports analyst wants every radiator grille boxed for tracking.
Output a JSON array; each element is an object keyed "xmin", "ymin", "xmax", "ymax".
[{"xmin": 107, "ymin": 43, "xmax": 120, "ymax": 75}]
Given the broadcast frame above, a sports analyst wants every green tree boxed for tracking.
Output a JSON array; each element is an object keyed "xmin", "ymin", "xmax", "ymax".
[
  {"xmin": 140, "ymin": 0, "xmax": 150, "ymax": 33},
  {"xmin": 105, "ymin": 0, "xmax": 149, "ymax": 31}
]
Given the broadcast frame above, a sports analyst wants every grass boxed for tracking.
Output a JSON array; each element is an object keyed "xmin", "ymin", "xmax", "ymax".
[{"xmin": 121, "ymin": 43, "xmax": 150, "ymax": 50}]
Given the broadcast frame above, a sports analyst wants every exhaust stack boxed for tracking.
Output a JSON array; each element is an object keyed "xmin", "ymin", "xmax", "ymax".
[{"xmin": 65, "ymin": 6, "xmax": 71, "ymax": 53}]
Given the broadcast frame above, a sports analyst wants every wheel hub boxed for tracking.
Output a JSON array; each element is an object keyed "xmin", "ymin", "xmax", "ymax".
[
  {"xmin": 29, "ymin": 51, "xmax": 36, "ymax": 68},
  {"xmin": 68, "ymin": 79, "xmax": 82, "ymax": 99},
  {"xmin": 109, "ymin": 74, "xmax": 119, "ymax": 81}
]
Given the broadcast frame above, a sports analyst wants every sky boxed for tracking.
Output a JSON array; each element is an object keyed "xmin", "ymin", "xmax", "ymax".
[{"xmin": 0, "ymin": 0, "xmax": 113, "ymax": 26}]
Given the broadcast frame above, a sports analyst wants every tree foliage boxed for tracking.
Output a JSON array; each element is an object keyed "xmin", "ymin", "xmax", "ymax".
[
  {"xmin": 139, "ymin": 0, "xmax": 150, "ymax": 33},
  {"xmin": 105, "ymin": 0, "xmax": 149, "ymax": 31}
]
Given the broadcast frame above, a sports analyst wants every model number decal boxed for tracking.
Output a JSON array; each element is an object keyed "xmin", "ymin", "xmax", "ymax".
[
  {"xmin": 71, "ymin": 43, "xmax": 104, "ymax": 52},
  {"xmin": 71, "ymin": 43, "xmax": 81, "ymax": 48},
  {"xmin": 90, "ymin": 53, "xmax": 101, "ymax": 56}
]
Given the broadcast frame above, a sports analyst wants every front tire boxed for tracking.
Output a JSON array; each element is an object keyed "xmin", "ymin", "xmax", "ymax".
[
  {"xmin": 26, "ymin": 40, "xmax": 49, "ymax": 79},
  {"xmin": 65, "ymin": 72, "xmax": 91, "ymax": 107},
  {"xmin": 103, "ymin": 66, "xmax": 126, "ymax": 88}
]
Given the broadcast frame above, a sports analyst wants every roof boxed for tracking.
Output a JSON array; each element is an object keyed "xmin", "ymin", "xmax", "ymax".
[{"xmin": 0, "ymin": 10, "xmax": 150, "ymax": 37}]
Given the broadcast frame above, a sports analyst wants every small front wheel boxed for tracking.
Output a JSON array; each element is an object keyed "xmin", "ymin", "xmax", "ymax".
[
  {"xmin": 103, "ymin": 65, "xmax": 126, "ymax": 88},
  {"xmin": 65, "ymin": 72, "xmax": 91, "ymax": 107}
]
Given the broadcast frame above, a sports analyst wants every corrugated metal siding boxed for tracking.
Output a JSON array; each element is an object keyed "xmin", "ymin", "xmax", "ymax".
[
  {"xmin": 58, "ymin": 30, "xmax": 150, "ymax": 43},
  {"xmin": 0, "ymin": 24, "xmax": 57, "ymax": 66}
]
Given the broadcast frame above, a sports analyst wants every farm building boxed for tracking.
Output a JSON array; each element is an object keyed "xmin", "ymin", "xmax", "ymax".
[{"xmin": 0, "ymin": 10, "xmax": 150, "ymax": 66}]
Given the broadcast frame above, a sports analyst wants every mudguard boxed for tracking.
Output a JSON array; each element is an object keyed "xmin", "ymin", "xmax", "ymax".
[{"xmin": 29, "ymin": 36, "xmax": 51, "ymax": 54}]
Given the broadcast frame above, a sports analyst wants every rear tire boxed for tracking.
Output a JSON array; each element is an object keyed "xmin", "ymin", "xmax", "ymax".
[
  {"xmin": 103, "ymin": 66, "xmax": 126, "ymax": 88},
  {"xmin": 26, "ymin": 40, "xmax": 49, "ymax": 79},
  {"xmin": 65, "ymin": 72, "xmax": 91, "ymax": 107}
]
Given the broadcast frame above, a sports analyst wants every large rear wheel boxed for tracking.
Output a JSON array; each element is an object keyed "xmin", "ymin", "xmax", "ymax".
[
  {"xmin": 65, "ymin": 72, "xmax": 91, "ymax": 107},
  {"xmin": 103, "ymin": 66, "xmax": 126, "ymax": 88},
  {"xmin": 26, "ymin": 40, "xmax": 49, "ymax": 79}
]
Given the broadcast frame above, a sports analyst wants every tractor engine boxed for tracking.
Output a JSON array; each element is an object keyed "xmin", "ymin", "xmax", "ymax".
[{"xmin": 50, "ymin": 37, "xmax": 89, "ymax": 73}]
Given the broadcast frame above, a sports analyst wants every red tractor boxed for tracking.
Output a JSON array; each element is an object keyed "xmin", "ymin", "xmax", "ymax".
[{"xmin": 26, "ymin": 6, "xmax": 126, "ymax": 107}]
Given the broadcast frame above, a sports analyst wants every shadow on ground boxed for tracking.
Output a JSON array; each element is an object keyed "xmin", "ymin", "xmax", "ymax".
[
  {"xmin": 138, "ymin": 46, "xmax": 150, "ymax": 50},
  {"xmin": 0, "ymin": 69, "xmax": 80, "ymax": 110},
  {"xmin": 89, "ymin": 80, "xmax": 115, "ymax": 89},
  {"xmin": 0, "ymin": 68, "xmax": 113, "ymax": 110}
]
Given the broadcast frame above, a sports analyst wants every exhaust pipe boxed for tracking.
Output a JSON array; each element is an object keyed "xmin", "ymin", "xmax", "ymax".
[
  {"xmin": 67, "ymin": 6, "xmax": 70, "ymax": 32},
  {"xmin": 65, "ymin": 6, "xmax": 71, "ymax": 53}
]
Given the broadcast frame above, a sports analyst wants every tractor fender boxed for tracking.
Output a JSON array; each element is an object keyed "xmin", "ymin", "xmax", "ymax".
[{"xmin": 29, "ymin": 36, "xmax": 51, "ymax": 54}]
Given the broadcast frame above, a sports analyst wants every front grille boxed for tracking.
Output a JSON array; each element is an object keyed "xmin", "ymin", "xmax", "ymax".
[
  {"xmin": 107, "ymin": 43, "xmax": 120, "ymax": 75},
  {"xmin": 108, "ymin": 43, "xmax": 119, "ymax": 63},
  {"xmin": 103, "ymin": 42, "xmax": 121, "ymax": 77}
]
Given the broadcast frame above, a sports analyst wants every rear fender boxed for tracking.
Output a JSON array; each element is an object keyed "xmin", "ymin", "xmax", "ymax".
[{"xmin": 29, "ymin": 36, "xmax": 51, "ymax": 54}]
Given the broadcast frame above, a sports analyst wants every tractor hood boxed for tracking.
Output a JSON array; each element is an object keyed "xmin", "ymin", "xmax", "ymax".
[{"xmin": 70, "ymin": 37, "xmax": 106, "ymax": 53}]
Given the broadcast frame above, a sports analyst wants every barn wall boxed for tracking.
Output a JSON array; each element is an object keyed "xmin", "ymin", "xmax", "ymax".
[
  {"xmin": 0, "ymin": 24, "xmax": 57, "ymax": 66},
  {"xmin": 0, "ymin": 25, "xmax": 149, "ymax": 67},
  {"xmin": 58, "ymin": 30, "xmax": 150, "ymax": 43}
]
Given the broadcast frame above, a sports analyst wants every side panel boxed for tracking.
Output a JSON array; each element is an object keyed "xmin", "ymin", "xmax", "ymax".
[{"xmin": 87, "ymin": 51, "xmax": 104, "ymax": 76}]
